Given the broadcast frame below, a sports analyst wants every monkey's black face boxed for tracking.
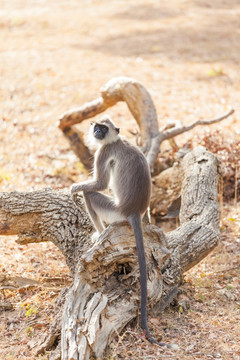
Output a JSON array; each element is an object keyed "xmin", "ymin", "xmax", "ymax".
[{"xmin": 93, "ymin": 123, "xmax": 109, "ymax": 140}]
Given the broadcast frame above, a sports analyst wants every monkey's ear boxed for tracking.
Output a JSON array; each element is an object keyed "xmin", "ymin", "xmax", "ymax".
[{"xmin": 115, "ymin": 127, "xmax": 120, "ymax": 134}]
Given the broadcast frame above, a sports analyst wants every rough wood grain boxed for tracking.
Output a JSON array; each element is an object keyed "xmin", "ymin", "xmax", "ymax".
[
  {"xmin": 0, "ymin": 189, "xmax": 93, "ymax": 275},
  {"xmin": 61, "ymin": 223, "xmax": 169, "ymax": 359},
  {"xmin": 162, "ymin": 147, "xmax": 220, "ymax": 288},
  {"xmin": 151, "ymin": 162, "xmax": 183, "ymax": 216}
]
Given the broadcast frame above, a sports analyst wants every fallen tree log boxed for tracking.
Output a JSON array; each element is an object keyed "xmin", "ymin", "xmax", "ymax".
[{"xmin": 0, "ymin": 146, "xmax": 220, "ymax": 359}]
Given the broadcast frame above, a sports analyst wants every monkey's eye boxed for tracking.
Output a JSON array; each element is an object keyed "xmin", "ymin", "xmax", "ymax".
[{"xmin": 100, "ymin": 126, "xmax": 108, "ymax": 134}]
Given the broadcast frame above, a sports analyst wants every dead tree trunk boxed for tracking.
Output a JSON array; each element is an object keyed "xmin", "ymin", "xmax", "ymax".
[{"xmin": 0, "ymin": 146, "xmax": 220, "ymax": 359}]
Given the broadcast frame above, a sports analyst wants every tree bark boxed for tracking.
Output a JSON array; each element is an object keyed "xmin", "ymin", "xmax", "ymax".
[
  {"xmin": 0, "ymin": 189, "xmax": 93, "ymax": 275},
  {"xmin": 151, "ymin": 161, "xmax": 183, "ymax": 216},
  {"xmin": 0, "ymin": 146, "xmax": 220, "ymax": 359}
]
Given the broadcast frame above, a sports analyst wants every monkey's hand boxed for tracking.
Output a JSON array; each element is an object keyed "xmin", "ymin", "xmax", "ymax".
[{"xmin": 70, "ymin": 183, "xmax": 82, "ymax": 203}]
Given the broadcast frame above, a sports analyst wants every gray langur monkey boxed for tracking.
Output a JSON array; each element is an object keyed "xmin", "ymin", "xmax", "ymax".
[{"xmin": 70, "ymin": 116, "xmax": 161, "ymax": 344}]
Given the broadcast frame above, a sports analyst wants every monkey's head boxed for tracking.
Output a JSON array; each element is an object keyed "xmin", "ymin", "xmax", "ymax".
[{"xmin": 91, "ymin": 116, "xmax": 120, "ymax": 145}]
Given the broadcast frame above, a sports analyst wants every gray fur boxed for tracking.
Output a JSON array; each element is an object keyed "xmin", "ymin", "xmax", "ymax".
[{"xmin": 71, "ymin": 116, "xmax": 156, "ymax": 342}]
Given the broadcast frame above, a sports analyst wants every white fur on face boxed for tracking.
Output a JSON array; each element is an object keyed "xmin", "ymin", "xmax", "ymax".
[
  {"xmin": 103, "ymin": 127, "xmax": 119, "ymax": 144},
  {"xmin": 88, "ymin": 122, "xmax": 119, "ymax": 147}
]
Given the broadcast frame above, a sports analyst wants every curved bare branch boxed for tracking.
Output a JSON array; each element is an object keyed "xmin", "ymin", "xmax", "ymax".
[
  {"xmin": 58, "ymin": 76, "xmax": 159, "ymax": 168},
  {"xmin": 161, "ymin": 108, "xmax": 234, "ymax": 141},
  {"xmin": 59, "ymin": 77, "xmax": 233, "ymax": 173}
]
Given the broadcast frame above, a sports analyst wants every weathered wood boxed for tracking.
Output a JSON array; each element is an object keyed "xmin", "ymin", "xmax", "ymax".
[
  {"xmin": 62, "ymin": 126, "xmax": 93, "ymax": 170},
  {"xmin": 151, "ymin": 162, "xmax": 183, "ymax": 216},
  {"xmin": 162, "ymin": 147, "xmax": 220, "ymax": 288},
  {"xmin": 60, "ymin": 147, "xmax": 220, "ymax": 359},
  {"xmin": 59, "ymin": 76, "xmax": 160, "ymax": 169},
  {"xmin": 61, "ymin": 223, "xmax": 169, "ymax": 360},
  {"xmin": 0, "ymin": 189, "xmax": 93, "ymax": 275},
  {"xmin": 58, "ymin": 76, "xmax": 233, "ymax": 173},
  {"xmin": 59, "ymin": 98, "xmax": 109, "ymax": 131},
  {"xmin": 0, "ymin": 146, "xmax": 221, "ymax": 359}
]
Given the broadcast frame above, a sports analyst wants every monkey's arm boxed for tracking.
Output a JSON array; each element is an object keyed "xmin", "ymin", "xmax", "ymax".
[
  {"xmin": 71, "ymin": 178, "xmax": 108, "ymax": 194},
  {"xmin": 71, "ymin": 158, "xmax": 111, "ymax": 200}
]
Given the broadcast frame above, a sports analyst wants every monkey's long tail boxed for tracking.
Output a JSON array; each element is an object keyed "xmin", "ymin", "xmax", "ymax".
[
  {"xmin": 127, "ymin": 213, "xmax": 151, "ymax": 339},
  {"xmin": 128, "ymin": 213, "xmax": 173, "ymax": 348}
]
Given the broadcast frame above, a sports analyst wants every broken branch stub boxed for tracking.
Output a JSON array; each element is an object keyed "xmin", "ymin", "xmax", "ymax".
[{"xmin": 163, "ymin": 146, "xmax": 221, "ymax": 287}]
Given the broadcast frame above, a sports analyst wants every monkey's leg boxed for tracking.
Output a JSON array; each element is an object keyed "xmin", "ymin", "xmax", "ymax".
[
  {"xmin": 83, "ymin": 191, "xmax": 105, "ymax": 233},
  {"xmin": 83, "ymin": 191, "xmax": 125, "ymax": 233}
]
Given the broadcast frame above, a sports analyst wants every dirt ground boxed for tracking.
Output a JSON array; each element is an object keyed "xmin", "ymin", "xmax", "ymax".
[{"xmin": 0, "ymin": 0, "xmax": 240, "ymax": 359}]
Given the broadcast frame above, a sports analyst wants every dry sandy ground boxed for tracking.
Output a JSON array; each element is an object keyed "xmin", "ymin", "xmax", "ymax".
[{"xmin": 0, "ymin": 0, "xmax": 240, "ymax": 359}]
